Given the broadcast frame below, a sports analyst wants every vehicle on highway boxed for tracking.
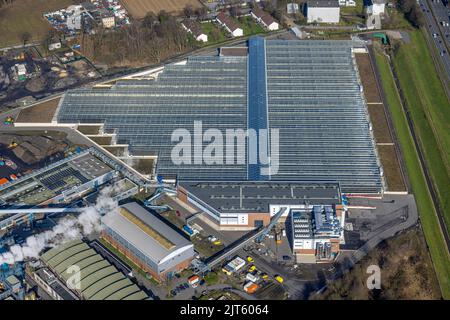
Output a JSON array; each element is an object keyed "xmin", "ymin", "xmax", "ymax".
[
  {"xmin": 275, "ymin": 275, "xmax": 284, "ymax": 283},
  {"xmin": 247, "ymin": 256, "xmax": 254, "ymax": 263}
]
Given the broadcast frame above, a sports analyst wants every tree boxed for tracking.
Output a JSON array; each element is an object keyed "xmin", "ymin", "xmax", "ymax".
[
  {"xmin": 183, "ymin": 5, "xmax": 194, "ymax": 18},
  {"xmin": 158, "ymin": 10, "xmax": 170, "ymax": 23},
  {"xmin": 397, "ymin": 0, "xmax": 425, "ymax": 28},
  {"xmin": 211, "ymin": 28, "xmax": 221, "ymax": 41},
  {"xmin": 142, "ymin": 12, "xmax": 157, "ymax": 29},
  {"xmin": 230, "ymin": 6, "xmax": 240, "ymax": 18},
  {"xmin": 263, "ymin": 1, "xmax": 275, "ymax": 14},
  {"xmin": 21, "ymin": 31, "xmax": 31, "ymax": 46},
  {"xmin": 195, "ymin": 6, "xmax": 208, "ymax": 20}
]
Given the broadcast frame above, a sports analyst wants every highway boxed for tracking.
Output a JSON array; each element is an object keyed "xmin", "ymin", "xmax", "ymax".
[{"xmin": 420, "ymin": 0, "xmax": 450, "ymax": 80}]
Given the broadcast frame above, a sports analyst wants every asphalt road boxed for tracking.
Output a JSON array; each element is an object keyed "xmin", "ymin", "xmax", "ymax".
[{"xmin": 420, "ymin": 0, "xmax": 450, "ymax": 79}]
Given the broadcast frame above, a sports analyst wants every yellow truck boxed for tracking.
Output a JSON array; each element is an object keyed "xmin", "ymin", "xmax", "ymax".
[{"xmin": 275, "ymin": 275, "xmax": 284, "ymax": 283}]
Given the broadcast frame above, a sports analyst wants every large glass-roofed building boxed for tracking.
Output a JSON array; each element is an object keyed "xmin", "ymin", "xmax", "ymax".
[{"xmin": 56, "ymin": 37, "xmax": 382, "ymax": 193}]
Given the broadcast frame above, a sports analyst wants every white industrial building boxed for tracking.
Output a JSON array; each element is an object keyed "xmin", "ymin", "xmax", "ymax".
[
  {"xmin": 290, "ymin": 204, "xmax": 346, "ymax": 263},
  {"xmin": 306, "ymin": 0, "xmax": 340, "ymax": 24},
  {"xmin": 101, "ymin": 202, "xmax": 195, "ymax": 281},
  {"xmin": 222, "ymin": 256, "xmax": 246, "ymax": 275},
  {"xmin": 365, "ymin": 0, "xmax": 386, "ymax": 16}
]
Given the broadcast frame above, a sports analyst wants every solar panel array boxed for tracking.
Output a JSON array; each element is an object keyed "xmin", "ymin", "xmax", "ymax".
[
  {"xmin": 57, "ymin": 38, "xmax": 382, "ymax": 193},
  {"xmin": 58, "ymin": 55, "xmax": 248, "ymax": 180},
  {"xmin": 265, "ymin": 40, "xmax": 381, "ymax": 193}
]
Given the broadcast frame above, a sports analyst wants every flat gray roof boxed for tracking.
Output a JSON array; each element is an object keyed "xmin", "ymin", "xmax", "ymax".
[
  {"xmin": 179, "ymin": 181, "xmax": 342, "ymax": 214},
  {"xmin": 101, "ymin": 202, "xmax": 193, "ymax": 263}
]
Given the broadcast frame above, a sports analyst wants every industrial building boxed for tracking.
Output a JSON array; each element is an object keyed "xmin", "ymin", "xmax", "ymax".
[
  {"xmin": 101, "ymin": 202, "xmax": 195, "ymax": 281},
  {"xmin": 0, "ymin": 150, "xmax": 114, "ymax": 206},
  {"xmin": 0, "ymin": 147, "xmax": 139, "ymax": 233},
  {"xmin": 306, "ymin": 0, "xmax": 341, "ymax": 23},
  {"xmin": 54, "ymin": 37, "xmax": 382, "ymax": 194},
  {"xmin": 37, "ymin": 240, "xmax": 149, "ymax": 300},
  {"xmin": 222, "ymin": 256, "xmax": 246, "ymax": 275},
  {"xmin": 178, "ymin": 181, "xmax": 343, "ymax": 231},
  {"xmin": 291, "ymin": 204, "xmax": 345, "ymax": 263}
]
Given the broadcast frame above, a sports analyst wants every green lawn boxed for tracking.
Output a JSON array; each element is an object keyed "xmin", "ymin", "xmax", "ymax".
[
  {"xmin": 391, "ymin": 30, "xmax": 450, "ymax": 232},
  {"xmin": 374, "ymin": 51, "xmax": 450, "ymax": 299},
  {"xmin": 200, "ymin": 22, "xmax": 228, "ymax": 46},
  {"xmin": 235, "ymin": 16, "xmax": 266, "ymax": 36},
  {"xmin": 340, "ymin": 0, "xmax": 364, "ymax": 15}
]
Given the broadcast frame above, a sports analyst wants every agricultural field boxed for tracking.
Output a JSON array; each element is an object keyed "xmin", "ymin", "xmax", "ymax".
[
  {"xmin": 120, "ymin": 0, "xmax": 202, "ymax": 19},
  {"xmin": 0, "ymin": 0, "xmax": 74, "ymax": 47},
  {"xmin": 374, "ymin": 50, "xmax": 450, "ymax": 299},
  {"xmin": 391, "ymin": 30, "xmax": 450, "ymax": 231}
]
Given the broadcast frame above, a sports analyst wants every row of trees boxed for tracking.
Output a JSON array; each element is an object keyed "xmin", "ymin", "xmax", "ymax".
[
  {"xmin": 397, "ymin": 0, "xmax": 425, "ymax": 28},
  {"xmin": 0, "ymin": 0, "xmax": 15, "ymax": 8},
  {"xmin": 80, "ymin": 11, "xmax": 192, "ymax": 67}
]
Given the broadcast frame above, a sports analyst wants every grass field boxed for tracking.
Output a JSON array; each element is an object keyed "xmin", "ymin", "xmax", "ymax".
[
  {"xmin": 391, "ymin": 30, "xmax": 450, "ymax": 232},
  {"xmin": 340, "ymin": 0, "xmax": 364, "ymax": 15},
  {"xmin": 374, "ymin": 51, "xmax": 450, "ymax": 299},
  {"xmin": 120, "ymin": 0, "xmax": 202, "ymax": 19},
  {"xmin": 235, "ymin": 16, "xmax": 266, "ymax": 36},
  {"xmin": 0, "ymin": 0, "xmax": 73, "ymax": 47},
  {"xmin": 200, "ymin": 22, "xmax": 228, "ymax": 45}
]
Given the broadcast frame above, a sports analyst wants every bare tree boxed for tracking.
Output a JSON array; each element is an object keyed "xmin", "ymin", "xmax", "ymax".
[{"xmin": 21, "ymin": 31, "xmax": 31, "ymax": 46}]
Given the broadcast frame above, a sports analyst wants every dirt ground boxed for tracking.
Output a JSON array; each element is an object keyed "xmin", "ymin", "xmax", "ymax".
[
  {"xmin": 368, "ymin": 104, "xmax": 392, "ymax": 144},
  {"xmin": 378, "ymin": 145, "xmax": 406, "ymax": 191},
  {"xmin": 16, "ymin": 97, "xmax": 60, "ymax": 123},
  {"xmin": 356, "ymin": 51, "xmax": 406, "ymax": 192},
  {"xmin": 120, "ymin": 0, "xmax": 202, "ymax": 19},
  {"xmin": 313, "ymin": 228, "xmax": 442, "ymax": 300},
  {"xmin": 355, "ymin": 53, "xmax": 382, "ymax": 103}
]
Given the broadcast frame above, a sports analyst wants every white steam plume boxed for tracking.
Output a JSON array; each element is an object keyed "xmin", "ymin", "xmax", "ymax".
[{"xmin": 0, "ymin": 186, "xmax": 119, "ymax": 265}]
